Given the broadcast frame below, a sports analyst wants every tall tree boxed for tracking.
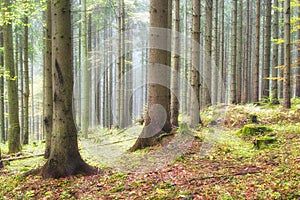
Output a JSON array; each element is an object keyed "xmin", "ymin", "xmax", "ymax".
[
  {"xmin": 171, "ymin": 0, "xmax": 180, "ymax": 126},
  {"xmin": 253, "ymin": 0, "xmax": 261, "ymax": 102},
  {"xmin": 218, "ymin": 0, "xmax": 225, "ymax": 103},
  {"xmin": 130, "ymin": 0, "xmax": 172, "ymax": 151},
  {"xmin": 262, "ymin": 0, "xmax": 272, "ymax": 100},
  {"xmin": 271, "ymin": 0, "xmax": 279, "ymax": 103},
  {"xmin": 81, "ymin": 0, "xmax": 89, "ymax": 138},
  {"xmin": 211, "ymin": 0, "xmax": 218, "ymax": 105},
  {"xmin": 296, "ymin": 0, "xmax": 300, "ymax": 97},
  {"xmin": 190, "ymin": 0, "xmax": 201, "ymax": 126},
  {"xmin": 283, "ymin": 0, "xmax": 291, "ymax": 108},
  {"xmin": 236, "ymin": 0, "xmax": 243, "ymax": 103},
  {"xmin": 23, "ymin": 0, "xmax": 30, "ymax": 145},
  {"xmin": 44, "ymin": 0, "xmax": 52, "ymax": 158},
  {"xmin": 230, "ymin": 0, "xmax": 238, "ymax": 104},
  {"xmin": 3, "ymin": 0, "xmax": 21, "ymax": 153},
  {"xmin": 40, "ymin": 0, "xmax": 96, "ymax": 178},
  {"xmin": 0, "ymin": 29, "xmax": 5, "ymax": 143},
  {"xmin": 203, "ymin": 0, "xmax": 212, "ymax": 107}
]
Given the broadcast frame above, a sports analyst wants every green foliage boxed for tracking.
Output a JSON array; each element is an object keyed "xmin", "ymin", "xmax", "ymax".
[{"xmin": 236, "ymin": 124, "xmax": 273, "ymax": 137}]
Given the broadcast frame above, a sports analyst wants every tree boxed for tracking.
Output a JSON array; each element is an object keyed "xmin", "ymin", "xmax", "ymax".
[
  {"xmin": 283, "ymin": 0, "xmax": 291, "ymax": 108},
  {"xmin": 130, "ymin": 0, "xmax": 172, "ymax": 151},
  {"xmin": 23, "ymin": 0, "xmax": 30, "ymax": 145},
  {"xmin": 40, "ymin": 0, "xmax": 96, "ymax": 178},
  {"xmin": 230, "ymin": 0, "xmax": 237, "ymax": 104},
  {"xmin": 218, "ymin": 0, "xmax": 225, "ymax": 103},
  {"xmin": 236, "ymin": 0, "xmax": 243, "ymax": 104},
  {"xmin": 190, "ymin": 0, "xmax": 201, "ymax": 126},
  {"xmin": 253, "ymin": 0, "xmax": 261, "ymax": 102},
  {"xmin": 203, "ymin": 0, "xmax": 212, "ymax": 108},
  {"xmin": 0, "ymin": 29, "xmax": 5, "ymax": 143},
  {"xmin": 43, "ymin": 0, "xmax": 52, "ymax": 158},
  {"xmin": 271, "ymin": 0, "xmax": 279, "ymax": 103},
  {"xmin": 262, "ymin": 0, "xmax": 272, "ymax": 100},
  {"xmin": 171, "ymin": 0, "xmax": 180, "ymax": 127},
  {"xmin": 3, "ymin": 0, "xmax": 21, "ymax": 153},
  {"xmin": 211, "ymin": 0, "xmax": 218, "ymax": 105},
  {"xmin": 296, "ymin": 0, "xmax": 300, "ymax": 97}
]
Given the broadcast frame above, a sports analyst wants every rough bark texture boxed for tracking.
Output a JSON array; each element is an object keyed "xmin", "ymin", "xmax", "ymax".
[
  {"xmin": 211, "ymin": 0, "xmax": 218, "ymax": 105},
  {"xmin": 171, "ymin": 0, "xmax": 180, "ymax": 127},
  {"xmin": 3, "ymin": 0, "xmax": 21, "ymax": 153},
  {"xmin": 40, "ymin": 0, "xmax": 96, "ymax": 178},
  {"xmin": 283, "ymin": 0, "xmax": 291, "ymax": 108},
  {"xmin": 262, "ymin": 0, "xmax": 272, "ymax": 100},
  {"xmin": 130, "ymin": 0, "xmax": 172, "ymax": 152},
  {"xmin": 296, "ymin": 0, "xmax": 300, "ymax": 97},
  {"xmin": 218, "ymin": 0, "xmax": 225, "ymax": 103},
  {"xmin": 271, "ymin": 0, "xmax": 279, "ymax": 103},
  {"xmin": 44, "ymin": 0, "xmax": 52, "ymax": 158},
  {"xmin": 253, "ymin": 0, "xmax": 260, "ymax": 102},
  {"xmin": 230, "ymin": 0, "xmax": 237, "ymax": 104},
  {"xmin": 236, "ymin": 0, "xmax": 242, "ymax": 104}
]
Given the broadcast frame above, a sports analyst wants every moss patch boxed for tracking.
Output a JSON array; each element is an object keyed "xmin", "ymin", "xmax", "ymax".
[{"xmin": 236, "ymin": 124, "xmax": 273, "ymax": 137}]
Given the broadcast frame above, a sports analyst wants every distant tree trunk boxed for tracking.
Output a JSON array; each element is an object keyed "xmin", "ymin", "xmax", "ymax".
[
  {"xmin": 171, "ymin": 0, "xmax": 180, "ymax": 127},
  {"xmin": 236, "ymin": 0, "xmax": 243, "ymax": 104},
  {"xmin": 283, "ymin": 0, "xmax": 291, "ymax": 108},
  {"xmin": 253, "ymin": 0, "xmax": 261, "ymax": 102},
  {"xmin": 0, "ymin": 29, "xmax": 5, "ymax": 143},
  {"xmin": 44, "ymin": 0, "xmax": 52, "ymax": 158},
  {"xmin": 130, "ymin": 0, "xmax": 172, "ymax": 152},
  {"xmin": 190, "ymin": 0, "xmax": 201, "ymax": 126},
  {"xmin": 3, "ymin": 0, "xmax": 21, "ymax": 153},
  {"xmin": 218, "ymin": 0, "xmax": 225, "ymax": 103},
  {"xmin": 296, "ymin": 0, "xmax": 300, "ymax": 97},
  {"xmin": 262, "ymin": 0, "xmax": 272, "ymax": 100},
  {"xmin": 40, "ymin": 0, "xmax": 96, "ymax": 178},
  {"xmin": 81, "ymin": 0, "xmax": 89, "ymax": 138},
  {"xmin": 211, "ymin": 0, "xmax": 218, "ymax": 105},
  {"xmin": 203, "ymin": 0, "xmax": 212, "ymax": 107},
  {"xmin": 23, "ymin": 15, "xmax": 29, "ymax": 145},
  {"xmin": 230, "ymin": 0, "xmax": 237, "ymax": 104},
  {"xmin": 242, "ymin": 0, "xmax": 250, "ymax": 104},
  {"xmin": 271, "ymin": 0, "xmax": 279, "ymax": 103},
  {"xmin": 182, "ymin": 0, "xmax": 188, "ymax": 113}
]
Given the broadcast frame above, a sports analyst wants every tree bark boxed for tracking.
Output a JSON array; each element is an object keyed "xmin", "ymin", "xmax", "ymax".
[
  {"xmin": 236, "ymin": 0, "xmax": 243, "ymax": 104},
  {"xmin": 40, "ymin": 0, "xmax": 96, "ymax": 178},
  {"xmin": 271, "ymin": 0, "xmax": 279, "ymax": 103},
  {"xmin": 283, "ymin": 0, "xmax": 291, "ymax": 108},
  {"xmin": 230, "ymin": 0, "xmax": 237, "ymax": 104},
  {"xmin": 171, "ymin": 0, "xmax": 180, "ymax": 127},
  {"xmin": 0, "ymin": 28, "xmax": 5, "ymax": 143},
  {"xmin": 3, "ymin": 0, "xmax": 21, "ymax": 153},
  {"xmin": 130, "ymin": 0, "xmax": 172, "ymax": 152},
  {"xmin": 44, "ymin": 0, "xmax": 52, "ymax": 158},
  {"xmin": 296, "ymin": 0, "xmax": 300, "ymax": 97},
  {"xmin": 253, "ymin": 0, "xmax": 261, "ymax": 102}
]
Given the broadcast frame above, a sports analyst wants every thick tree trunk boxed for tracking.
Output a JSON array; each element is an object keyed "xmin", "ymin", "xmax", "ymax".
[
  {"xmin": 236, "ymin": 0, "xmax": 243, "ymax": 104},
  {"xmin": 130, "ymin": 0, "xmax": 172, "ymax": 152},
  {"xmin": 171, "ymin": 0, "xmax": 180, "ymax": 127},
  {"xmin": 253, "ymin": 0, "xmax": 260, "ymax": 102},
  {"xmin": 44, "ymin": 0, "xmax": 52, "ymax": 158},
  {"xmin": 3, "ymin": 0, "xmax": 21, "ymax": 153},
  {"xmin": 283, "ymin": 0, "xmax": 291, "ymax": 108},
  {"xmin": 218, "ymin": 0, "xmax": 225, "ymax": 103},
  {"xmin": 40, "ymin": 0, "xmax": 96, "ymax": 178},
  {"xmin": 211, "ymin": 0, "xmax": 218, "ymax": 105}
]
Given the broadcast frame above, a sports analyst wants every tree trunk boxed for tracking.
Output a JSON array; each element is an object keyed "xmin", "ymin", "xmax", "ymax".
[
  {"xmin": 81, "ymin": 0, "xmax": 89, "ymax": 138},
  {"xmin": 44, "ymin": 0, "xmax": 52, "ymax": 158},
  {"xmin": 296, "ymin": 0, "xmax": 300, "ymax": 97},
  {"xmin": 41, "ymin": 0, "xmax": 96, "ymax": 178},
  {"xmin": 0, "ymin": 29, "xmax": 5, "ymax": 143},
  {"xmin": 218, "ymin": 0, "xmax": 225, "ymax": 103},
  {"xmin": 171, "ymin": 0, "xmax": 180, "ymax": 127},
  {"xmin": 271, "ymin": 0, "xmax": 279, "ymax": 103},
  {"xmin": 230, "ymin": 0, "xmax": 237, "ymax": 104},
  {"xmin": 130, "ymin": 0, "xmax": 172, "ymax": 152},
  {"xmin": 236, "ymin": 0, "xmax": 243, "ymax": 104},
  {"xmin": 262, "ymin": 0, "xmax": 272, "ymax": 100},
  {"xmin": 253, "ymin": 0, "xmax": 261, "ymax": 103},
  {"xmin": 3, "ymin": 0, "xmax": 21, "ymax": 153},
  {"xmin": 283, "ymin": 0, "xmax": 291, "ymax": 108},
  {"xmin": 203, "ymin": 0, "xmax": 212, "ymax": 108},
  {"xmin": 211, "ymin": 0, "xmax": 218, "ymax": 105}
]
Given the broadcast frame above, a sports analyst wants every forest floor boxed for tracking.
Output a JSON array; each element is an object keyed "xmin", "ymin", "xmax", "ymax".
[{"xmin": 0, "ymin": 99, "xmax": 300, "ymax": 199}]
